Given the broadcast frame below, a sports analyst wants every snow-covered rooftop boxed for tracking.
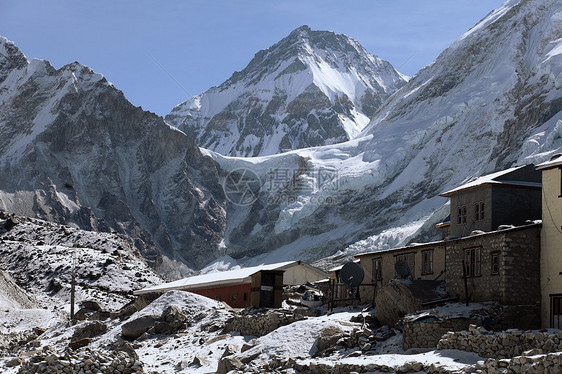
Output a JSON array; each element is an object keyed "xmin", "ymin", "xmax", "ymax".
[
  {"xmin": 536, "ymin": 154, "xmax": 562, "ymax": 170},
  {"xmin": 135, "ymin": 260, "xmax": 304, "ymax": 295},
  {"xmin": 440, "ymin": 165, "xmax": 541, "ymax": 197}
]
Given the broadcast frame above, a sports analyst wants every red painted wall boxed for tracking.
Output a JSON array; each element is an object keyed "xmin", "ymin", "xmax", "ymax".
[{"xmin": 190, "ymin": 283, "xmax": 252, "ymax": 308}]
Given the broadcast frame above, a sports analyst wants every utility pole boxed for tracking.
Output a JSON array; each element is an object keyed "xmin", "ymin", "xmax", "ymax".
[
  {"xmin": 462, "ymin": 259, "xmax": 469, "ymax": 306},
  {"xmin": 70, "ymin": 243, "xmax": 76, "ymax": 325}
]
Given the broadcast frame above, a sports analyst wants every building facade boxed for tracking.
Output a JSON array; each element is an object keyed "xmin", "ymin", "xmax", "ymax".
[
  {"xmin": 356, "ymin": 242, "xmax": 446, "ymax": 304},
  {"xmin": 444, "ymin": 224, "xmax": 541, "ymax": 306},
  {"xmin": 537, "ymin": 155, "xmax": 562, "ymax": 328},
  {"xmin": 440, "ymin": 165, "xmax": 541, "ymax": 238},
  {"xmin": 134, "ymin": 260, "xmax": 327, "ymax": 308}
]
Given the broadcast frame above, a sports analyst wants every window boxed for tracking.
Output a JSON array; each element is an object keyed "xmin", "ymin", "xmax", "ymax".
[
  {"xmin": 243, "ymin": 292, "xmax": 247, "ymax": 301},
  {"xmin": 552, "ymin": 295, "xmax": 562, "ymax": 329},
  {"xmin": 215, "ymin": 295, "xmax": 222, "ymax": 301},
  {"xmin": 491, "ymin": 251, "xmax": 500, "ymax": 275},
  {"xmin": 474, "ymin": 201, "xmax": 485, "ymax": 221},
  {"xmin": 422, "ymin": 249, "xmax": 434, "ymax": 275},
  {"xmin": 464, "ymin": 247, "xmax": 481, "ymax": 277},
  {"xmin": 230, "ymin": 293, "xmax": 237, "ymax": 302},
  {"xmin": 372, "ymin": 258, "xmax": 382, "ymax": 281},
  {"xmin": 395, "ymin": 253, "xmax": 415, "ymax": 277},
  {"xmin": 457, "ymin": 205, "xmax": 467, "ymax": 225}
]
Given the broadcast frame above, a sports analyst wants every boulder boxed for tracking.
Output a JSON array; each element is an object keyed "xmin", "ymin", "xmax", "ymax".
[
  {"xmin": 162, "ymin": 305, "xmax": 187, "ymax": 328},
  {"xmin": 68, "ymin": 338, "xmax": 91, "ymax": 350},
  {"xmin": 111, "ymin": 340, "xmax": 139, "ymax": 360},
  {"xmin": 375, "ymin": 280, "xmax": 421, "ymax": 326},
  {"xmin": 80, "ymin": 300, "xmax": 103, "ymax": 311},
  {"xmin": 117, "ymin": 304, "xmax": 138, "ymax": 321},
  {"xmin": 122, "ymin": 316, "xmax": 156, "ymax": 340},
  {"xmin": 5, "ymin": 357, "xmax": 22, "ymax": 367},
  {"xmin": 154, "ymin": 305, "xmax": 187, "ymax": 334},
  {"xmin": 2, "ymin": 217, "xmax": 18, "ymax": 231},
  {"xmin": 216, "ymin": 356, "xmax": 243, "ymax": 374},
  {"xmin": 71, "ymin": 321, "xmax": 107, "ymax": 342},
  {"xmin": 221, "ymin": 344, "xmax": 239, "ymax": 358},
  {"xmin": 316, "ymin": 326, "xmax": 345, "ymax": 352}
]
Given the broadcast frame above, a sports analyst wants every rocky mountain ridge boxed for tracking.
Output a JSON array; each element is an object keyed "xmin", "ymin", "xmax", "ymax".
[{"xmin": 0, "ymin": 36, "xmax": 226, "ymax": 275}]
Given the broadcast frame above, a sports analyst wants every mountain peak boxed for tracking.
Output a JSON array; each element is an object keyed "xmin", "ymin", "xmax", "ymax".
[
  {"xmin": 290, "ymin": 25, "xmax": 312, "ymax": 36},
  {"xmin": 0, "ymin": 35, "xmax": 28, "ymax": 84},
  {"xmin": 166, "ymin": 28, "xmax": 406, "ymax": 157}
]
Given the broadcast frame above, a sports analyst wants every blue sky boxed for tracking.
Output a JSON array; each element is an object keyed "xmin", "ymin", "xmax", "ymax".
[{"xmin": 2, "ymin": 0, "xmax": 505, "ymax": 116}]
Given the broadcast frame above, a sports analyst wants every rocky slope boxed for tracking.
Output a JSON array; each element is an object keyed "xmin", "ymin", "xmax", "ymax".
[
  {"xmin": 0, "ymin": 37, "xmax": 226, "ymax": 275},
  {"xmin": 166, "ymin": 25, "xmax": 407, "ymax": 157},
  {"xmin": 0, "ymin": 212, "xmax": 163, "ymax": 310}
]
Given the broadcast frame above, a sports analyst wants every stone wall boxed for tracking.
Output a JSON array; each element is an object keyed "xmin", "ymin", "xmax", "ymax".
[
  {"xmin": 16, "ymin": 347, "xmax": 142, "ymax": 374},
  {"xmin": 445, "ymin": 225, "xmax": 540, "ymax": 307},
  {"xmin": 474, "ymin": 351, "xmax": 562, "ymax": 374},
  {"xmin": 437, "ymin": 325, "xmax": 562, "ymax": 359},
  {"xmin": 402, "ymin": 318, "xmax": 475, "ymax": 349},
  {"xmin": 223, "ymin": 308, "xmax": 316, "ymax": 337}
]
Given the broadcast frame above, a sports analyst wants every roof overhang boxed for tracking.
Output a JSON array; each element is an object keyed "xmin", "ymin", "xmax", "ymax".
[{"xmin": 537, "ymin": 155, "xmax": 562, "ymax": 170}]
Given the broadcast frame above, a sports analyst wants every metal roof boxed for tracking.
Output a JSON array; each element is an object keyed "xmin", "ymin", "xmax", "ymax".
[
  {"xmin": 134, "ymin": 260, "xmax": 327, "ymax": 295},
  {"xmin": 536, "ymin": 154, "xmax": 562, "ymax": 170},
  {"xmin": 440, "ymin": 165, "xmax": 541, "ymax": 197}
]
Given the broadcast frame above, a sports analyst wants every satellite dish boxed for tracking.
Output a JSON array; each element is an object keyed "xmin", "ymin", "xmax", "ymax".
[
  {"xmin": 340, "ymin": 262, "xmax": 364, "ymax": 287},
  {"xmin": 395, "ymin": 260, "xmax": 410, "ymax": 277}
]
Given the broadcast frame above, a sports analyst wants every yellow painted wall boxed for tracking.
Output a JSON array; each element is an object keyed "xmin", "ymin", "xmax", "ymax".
[
  {"xmin": 358, "ymin": 244, "xmax": 446, "ymax": 304},
  {"xmin": 541, "ymin": 166, "xmax": 562, "ymax": 328},
  {"xmin": 282, "ymin": 265, "xmax": 328, "ymax": 285}
]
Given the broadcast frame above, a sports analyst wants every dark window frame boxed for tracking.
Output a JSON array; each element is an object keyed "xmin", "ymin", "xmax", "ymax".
[
  {"xmin": 474, "ymin": 201, "xmax": 485, "ymax": 221},
  {"xmin": 372, "ymin": 257, "xmax": 383, "ymax": 281},
  {"xmin": 457, "ymin": 205, "xmax": 467, "ymax": 225},
  {"xmin": 421, "ymin": 249, "xmax": 434, "ymax": 275},
  {"xmin": 491, "ymin": 251, "xmax": 500, "ymax": 275},
  {"xmin": 464, "ymin": 247, "xmax": 482, "ymax": 277},
  {"xmin": 551, "ymin": 294, "xmax": 562, "ymax": 329},
  {"xmin": 394, "ymin": 252, "xmax": 416, "ymax": 277}
]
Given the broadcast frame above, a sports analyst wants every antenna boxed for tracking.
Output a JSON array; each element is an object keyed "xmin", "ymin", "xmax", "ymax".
[
  {"xmin": 340, "ymin": 262, "xmax": 364, "ymax": 287},
  {"xmin": 394, "ymin": 260, "xmax": 410, "ymax": 278}
]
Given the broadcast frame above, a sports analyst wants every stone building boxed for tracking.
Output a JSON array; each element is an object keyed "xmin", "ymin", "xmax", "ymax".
[
  {"xmin": 537, "ymin": 154, "xmax": 562, "ymax": 328},
  {"xmin": 440, "ymin": 164, "xmax": 541, "ymax": 238},
  {"xmin": 357, "ymin": 165, "xmax": 542, "ymax": 317},
  {"xmin": 444, "ymin": 224, "xmax": 541, "ymax": 307}
]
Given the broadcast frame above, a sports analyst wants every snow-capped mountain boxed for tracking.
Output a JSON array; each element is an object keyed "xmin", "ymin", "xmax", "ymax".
[
  {"xmin": 200, "ymin": 0, "xmax": 562, "ymax": 269},
  {"xmin": 0, "ymin": 36, "xmax": 226, "ymax": 275},
  {"xmin": 1, "ymin": 0, "xmax": 561, "ymax": 276},
  {"xmin": 166, "ymin": 25, "xmax": 407, "ymax": 157}
]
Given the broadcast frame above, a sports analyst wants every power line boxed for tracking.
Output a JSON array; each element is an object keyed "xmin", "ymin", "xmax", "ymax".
[{"xmin": 146, "ymin": 52, "xmax": 191, "ymax": 97}]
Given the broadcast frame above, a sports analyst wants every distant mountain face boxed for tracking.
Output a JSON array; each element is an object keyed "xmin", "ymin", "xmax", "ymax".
[
  {"xmin": 166, "ymin": 25, "xmax": 407, "ymax": 157},
  {"xmin": 200, "ymin": 0, "xmax": 562, "ymax": 269},
  {"xmin": 2, "ymin": 0, "xmax": 562, "ymax": 276},
  {"xmin": 0, "ymin": 36, "xmax": 226, "ymax": 277}
]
